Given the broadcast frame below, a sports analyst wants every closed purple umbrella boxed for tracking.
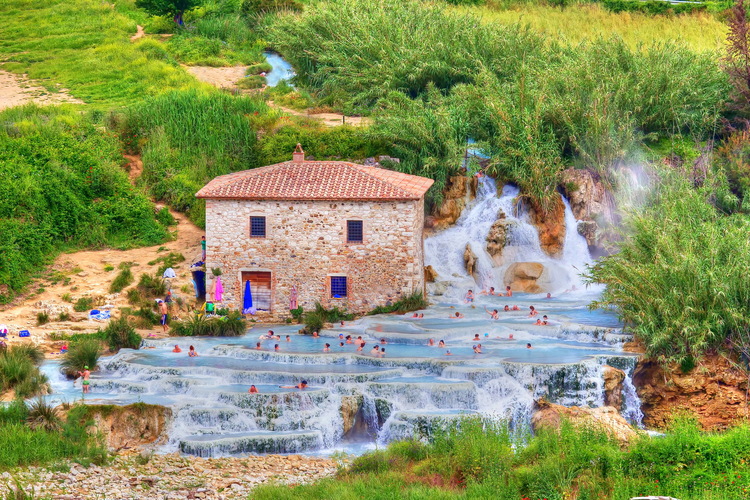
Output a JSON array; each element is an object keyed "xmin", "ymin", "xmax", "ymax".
[{"xmin": 214, "ymin": 276, "xmax": 224, "ymax": 302}]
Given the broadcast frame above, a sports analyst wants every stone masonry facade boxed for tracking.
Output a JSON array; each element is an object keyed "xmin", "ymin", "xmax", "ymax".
[{"xmin": 205, "ymin": 198, "xmax": 426, "ymax": 319}]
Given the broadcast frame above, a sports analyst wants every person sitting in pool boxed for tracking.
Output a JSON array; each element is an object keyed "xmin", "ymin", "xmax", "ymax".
[
  {"xmin": 504, "ymin": 286, "xmax": 513, "ymax": 297},
  {"xmin": 541, "ymin": 315, "xmax": 548, "ymax": 325},
  {"xmin": 248, "ymin": 385, "xmax": 259, "ymax": 394},
  {"xmin": 259, "ymin": 330, "xmax": 277, "ymax": 340},
  {"xmin": 418, "ymin": 313, "xmax": 424, "ymax": 318},
  {"xmin": 535, "ymin": 318, "xmax": 543, "ymax": 325},
  {"xmin": 465, "ymin": 289, "xmax": 475, "ymax": 303},
  {"xmin": 172, "ymin": 345, "xmax": 182, "ymax": 353},
  {"xmin": 255, "ymin": 342, "xmax": 262, "ymax": 350},
  {"xmin": 473, "ymin": 344, "xmax": 483, "ymax": 354},
  {"xmin": 445, "ymin": 350, "xmax": 453, "ymax": 356},
  {"xmin": 528, "ymin": 306, "xmax": 538, "ymax": 317},
  {"xmin": 512, "ymin": 305, "xmax": 520, "ymax": 311},
  {"xmin": 485, "ymin": 308, "xmax": 499, "ymax": 320},
  {"xmin": 345, "ymin": 335, "xmax": 353, "ymax": 344},
  {"xmin": 546, "ymin": 293, "xmax": 552, "ymax": 299},
  {"xmin": 356, "ymin": 343, "xmax": 366, "ymax": 352},
  {"xmin": 356, "ymin": 336, "xmax": 364, "ymax": 346},
  {"xmin": 340, "ymin": 320, "xmax": 346, "ymax": 327},
  {"xmin": 526, "ymin": 343, "xmax": 532, "ymax": 349},
  {"xmin": 380, "ymin": 338, "xmax": 387, "ymax": 345},
  {"xmin": 188, "ymin": 345, "xmax": 198, "ymax": 357},
  {"xmin": 338, "ymin": 333, "xmax": 344, "ymax": 340},
  {"xmin": 286, "ymin": 335, "xmax": 291, "ymax": 342},
  {"xmin": 380, "ymin": 347, "xmax": 386, "ymax": 357},
  {"xmin": 411, "ymin": 313, "xmax": 420, "ymax": 318},
  {"xmin": 473, "ymin": 333, "xmax": 481, "ymax": 341},
  {"xmin": 451, "ymin": 312, "xmax": 464, "ymax": 319},
  {"xmin": 509, "ymin": 333, "xmax": 514, "ymax": 340},
  {"xmin": 323, "ymin": 343, "xmax": 331, "ymax": 352},
  {"xmin": 280, "ymin": 380, "xmax": 308, "ymax": 390},
  {"xmin": 504, "ymin": 305, "xmax": 510, "ymax": 312},
  {"xmin": 312, "ymin": 331, "xmax": 320, "ymax": 338},
  {"xmin": 438, "ymin": 340, "xmax": 446, "ymax": 348},
  {"xmin": 428, "ymin": 338, "xmax": 435, "ymax": 346},
  {"xmin": 370, "ymin": 345, "xmax": 380, "ymax": 355},
  {"xmin": 480, "ymin": 287, "xmax": 496, "ymax": 296},
  {"xmin": 339, "ymin": 342, "xmax": 345, "ymax": 348},
  {"xmin": 274, "ymin": 344, "xmax": 280, "ymax": 351}
]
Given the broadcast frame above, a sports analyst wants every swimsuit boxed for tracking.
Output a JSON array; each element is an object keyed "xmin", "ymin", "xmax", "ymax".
[
  {"xmin": 82, "ymin": 381, "xmax": 90, "ymax": 386},
  {"xmin": 161, "ymin": 314, "xmax": 168, "ymax": 325}
]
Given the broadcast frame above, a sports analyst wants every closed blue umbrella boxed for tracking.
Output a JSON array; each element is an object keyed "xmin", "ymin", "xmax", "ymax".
[{"xmin": 243, "ymin": 280, "xmax": 256, "ymax": 315}]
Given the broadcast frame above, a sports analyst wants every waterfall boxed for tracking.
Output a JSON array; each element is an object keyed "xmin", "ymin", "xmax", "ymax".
[{"xmin": 425, "ymin": 177, "xmax": 593, "ymax": 295}]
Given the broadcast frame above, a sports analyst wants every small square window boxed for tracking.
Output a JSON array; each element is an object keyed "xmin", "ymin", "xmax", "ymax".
[
  {"xmin": 250, "ymin": 216, "xmax": 266, "ymax": 238},
  {"xmin": 330, "ymin": 276, "xmax": 348, "ymax": 298},
  {"xmin": 347, "ymin": 220, "xmax": 363, "ymax": 243}
]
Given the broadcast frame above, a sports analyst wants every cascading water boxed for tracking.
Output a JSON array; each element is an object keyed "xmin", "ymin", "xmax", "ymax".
[{"xmin": 39, "ymin": 176, "xmax": 642, "ymax": 457}]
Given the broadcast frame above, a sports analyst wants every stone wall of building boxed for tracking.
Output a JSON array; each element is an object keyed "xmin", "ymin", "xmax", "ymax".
[{"xmin": 205, "ymin": 198, "xmax": 426, "ymax": 318}]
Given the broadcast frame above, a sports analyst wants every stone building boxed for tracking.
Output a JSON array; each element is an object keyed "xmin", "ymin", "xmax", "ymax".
[{"xmin": 195, "ymin": 146, "xmax": 434, "ymax": 319}]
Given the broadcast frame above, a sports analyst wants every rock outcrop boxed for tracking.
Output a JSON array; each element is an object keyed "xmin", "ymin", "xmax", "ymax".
[
  {"xmin": 463, "ymin": 244, "xmax": 478, "ymax": 278},
  {"xmin": 527, "ymin": 197, "xmax": 566, "ymax": 258},
  {"xmin": 66, "ymin": 403, "xmax": 172, "ymax": 452},
  {"xmin": 532, "ymin": 400, "xmax": 640, "ymax": 446},
  {"xmin": 603, "ymin": 365, "xmax": 625, "ymax": 409},
  {"xmin": 503, "ymin": 262, "xmax": 548, "ymax": 293},
  {"xmin": 560, "ymin": 168, "xmax": 617, "ymax": 253},
  {"xmin": 341, "ymin": 395, "xmax": 364, "ymax": 435},
  {"xmin": 633, "ymin": 355, "xmax": 750, "ymax": 430},
  {"xmin": 423, "ymin": 265, "xmax": 438, "ymax": 283},
  {"xmin": 485, "ymin": 213, "xmax": 514, "ymax": 265},
  {"xmin": 426, "ymin": 175, "xmax": 478, "ymax": 231}
]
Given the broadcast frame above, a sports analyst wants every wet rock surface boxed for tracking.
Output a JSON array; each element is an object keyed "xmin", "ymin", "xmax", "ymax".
[
  {"xmin": 463, "ymin": 244, "xmax": 478, "ymax": 278},
  {"xmin": 532, "ymin": 399, "xmax": 640, "ymax": 446},
  {"xmin": 527, "ymin": 197, "xmax": 566, "ymax": 258},
  {"xmin": 4, "ymin": 453, "xmax": 339, "ymax": 500},
  {"xmin": 427, "ymin": 175, "xmax": 478, "ymax": 231},
  {"xmin": 602, "ymin": 365, "xmax": 626, "ymax": 409},
  {"xmin": 503, "ymin": 262, "xmax": 548, "ymax": 293}
]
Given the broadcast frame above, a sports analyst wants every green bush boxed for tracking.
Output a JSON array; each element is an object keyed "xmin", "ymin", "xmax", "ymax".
[
  {"xmin": 137, "ymin": 273, "xmax": 167, "ymax": 298},
  {"xmin": 0, "ymin": 399, "xmax": 29, "ymax": 426},
  {"xmin": 586, "ymin": 170, "xmax": 750, "ymax": 366},
  {"xmin": 36, "ymin": 312, "xmax": 49, "ymax": 326},
  {"xmin": 170, "ymin": 311, "xmax": 246, "ymax": 336},
  {"xmin": 73, "ymin": 297, "xmax": 95, "ymax": 312},
  {"xmin": 61, "ymin": 337, "xmax": 102, "ymax": 377},
  {"xmin": 148, "ymin": 252, "xmax": 185, "ymax": 275},
  {"xmin": 302, "ymin": 303, "xmax": 354, "ymax": 334},
  {"xmin": 368, "ymin": 291, "xmax": 428, "ymax": 315},
  {"xmin": 109, "ymin": 267, "xmax": 134, "ymax": 293},
  {"xmin": 101, "ymin": 317, "xmax": 142, "ymax": 351},
  {"xmin": 0, "ymin": 346, "xmax": 47, "ymax": 398},
  {"xmin": 26, "ymin": 398, "xmax": 62, "ymax": 432}
]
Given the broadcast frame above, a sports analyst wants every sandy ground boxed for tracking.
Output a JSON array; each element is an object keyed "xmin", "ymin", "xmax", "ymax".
[
  {"xmin": 131, "ymin": 25, "xmax": 145, "ymax": 42},
  {"xmin": 271, "ymin": 102, "xmax": 371, "ymax": 128},
  {"xmin": 0, "ymin": 193, "xmax": 204, "ymax": 356},
  {"xmin": 0, "ymin": 70, "xmax": 84, "ymax": 110}
]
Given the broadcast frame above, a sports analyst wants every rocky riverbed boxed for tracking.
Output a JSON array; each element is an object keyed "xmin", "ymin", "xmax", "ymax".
[{"xmin": 3, "ymin": 453, "xmax": 340, "ymax": 499}]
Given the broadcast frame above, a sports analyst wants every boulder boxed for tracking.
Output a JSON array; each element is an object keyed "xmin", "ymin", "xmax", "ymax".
[
  {"xmin": 429, "ymin": 176, "xmax": 478, "ymax": 230},
  {"xmin": 463, "ymin": 244, "xmax": 478, "ymax": 278},
  {"xmin": 603, "ymin": 365, "xmax": 625, "ymax": 409},
  {"xmin": 532, "ymin": 399, "xmax": 639, "ymax": 447},
  {"xmin": 503, "ymin": 262, "xmax": 548, "ymax": 293},
  {"xmin": 341, "ymin": 395, "xmax": 364, "ymax": 435},
  {"xmin": 560, "ymin": 168, "xmax": 615, "ymax": 225},
  {"xmin": 527, "ymin": 197, "xmax": 566, "ymax": 258},
  {"xmin": 486, "ymin": 213, "xmax": 514, "ymax": 265},
  {"xmin": 424, "ymin": 265, "xmax": 438, "ymax": 283}
]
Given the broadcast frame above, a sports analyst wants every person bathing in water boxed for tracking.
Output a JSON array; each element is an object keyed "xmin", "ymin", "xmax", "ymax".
[
  {"xmin": 428, "ymin": 338, "xmax": 435, "ymax": 346},
  {"xmin": 473, "ymin": 333, "xmax": 481, "ymax": 341},
  {"xmin": 438, "ymin": 340, "xmax": 446, "ymax": 348},
  {"xmin": 323, "ymin": 343, "xmax": 331, "ymax": 352},
  {"xmin": 255, "ymin": 342, "xmax": 262, "ymax": 350},
  {"xmin": 370, "ymin": 345, "xmax": 380, "ymax": 355},
  {"xmin": 77, "ymin": 366, "xmax": 91, "ymax": 393},
  {"xmin": 280, "ymin": 380, "xmax": 308, "ymax": 390},
  {"xmin": 473, "ymin": 344, "xmax": 483, "ymax": 354},
  {"xmin": 480, "ymin": 287, "xmax": 496, "ymax": 296},
  {"xmin": 356, "ymin": 343, "xmax": 366, "ymax": 352},
  {"xmin": 465, "ymin": 289, "xmax": 475, "ymax": 303},
  {"xmin": 451, "ymin": 312, "xmax": 464, "ymax": 319},
  {"xmin": 504, "ymin": 286, "xmax": 513, "ymax": 297},
  {"xmin": 188, "ymin": 345, "xmax": 198, "ymax": 357},
  {"xmin": 535, "ymin": 315, "xmax": 549, "ymax": 326},
  {"xmin": 172, "ymin": 345, "xmax": 181, "ymax": 353},
  {"xmin": 528, "ymin": 306, "xmax": 539, "ymax": 317},
  {"xmin": 248, "ymin": 385, "xmax": 259, "ymax": 394},
  {"xmin": 485, "ymin": 307, "xmax": 499, "ymax": 320}
]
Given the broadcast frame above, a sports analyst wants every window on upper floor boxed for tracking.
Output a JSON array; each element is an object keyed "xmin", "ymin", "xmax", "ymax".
[
  {"xmin": 250, "ymin": 216, "xmax": 266, "ymax": 238},
  {"xmin": 330, "ymin": 276, "xmax": 348, "ymax": 298},
  {"xmin": 347, "ymin": 220, "xmax": 363, "ymax": 243}
]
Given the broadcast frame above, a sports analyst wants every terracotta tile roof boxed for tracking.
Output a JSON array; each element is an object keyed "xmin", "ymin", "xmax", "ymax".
[{"xmin": 196, "ymin": 161, "xmax": 434, "ymax": 201}]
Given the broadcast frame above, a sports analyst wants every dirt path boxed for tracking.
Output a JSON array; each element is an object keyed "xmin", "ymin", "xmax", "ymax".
[
  {"xmin": 131, "ymin": 25, "xmax": 145, "ymax": 42},
  {"xmin": 0, "ymin": 205, "xmax": 204, "ymax": 354},
  {"xmin": 123, "ymin": 154, "xmax": 144, "ymax": 182},
  {"xmin": 270, "ymin": 102, "xmax": 371, "ymax": 128},
  {"xmin": 0, "ymin": 70, "xmax": 84, "ymax": 110}
]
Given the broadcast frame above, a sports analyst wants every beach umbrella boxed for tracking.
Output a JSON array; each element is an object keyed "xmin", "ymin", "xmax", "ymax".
[
  {"xmin": 215, "ymin": 276, "xmax": 224, "ymax": 302},
  {"xmin": 243, "ymin": 280, "xmax": 256, "ymax": 315},
  {"xmin": 290, "ymin": 285, "xmax": 298, "ymax": 310}
]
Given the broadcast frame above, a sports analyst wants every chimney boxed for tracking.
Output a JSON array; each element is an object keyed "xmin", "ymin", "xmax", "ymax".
[{"xmin": 292, "ymin": 143, "xmax": 305, "ymax": 163}]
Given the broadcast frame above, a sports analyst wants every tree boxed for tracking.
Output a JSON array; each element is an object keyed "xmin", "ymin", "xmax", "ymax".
[
  {"xmin": 135, "ymin": 0, "xmax": 202, "ymax": 24},
  {"xmin": 725, "ymin": 0, "xmax": 750, "ymax": 113}
]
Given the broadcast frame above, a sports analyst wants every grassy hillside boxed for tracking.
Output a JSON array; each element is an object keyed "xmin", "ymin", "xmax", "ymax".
[{"xmin": 454, "ymin": 2, "xmax": 727, "ymax": 51}]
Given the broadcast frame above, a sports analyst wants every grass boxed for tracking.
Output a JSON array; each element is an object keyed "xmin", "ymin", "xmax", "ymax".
[
  {"xmin": 73, "ymin": 297, "xmax": 94, "ymax": 313},
  {"xmin": 137, "ymin": 272, "xmax": 166, "ymax": 297},
  {"xmin": 60, "ymin": 337, "xmax": 101, "ymax": 377},
  {"xmin": 254, "ymin": 415, "xmax": 750, "ymax": 500},
  {"xmin": 0, "ymin": 0, "xmax": 204, "ymax": 107},
  {"xmin": 368, "ymin": 291, "xmax": 428, "ymax": 315},
  {"xmin": 100, "ymin": 317, "xmax": 142, "ymax": 351},
  {"xmin": 169, "ymin": 311, "xmax": 247, "ymax": 336},
  {"xmin": 0, "ymin": 346, "xmax": 47, "ymax": 399},
  {"xmin": 0, "ymin": 402, "xmax": 107, "ymax": 470},
  {"xmin": 108, "ymin": 267, "xmax": 134, "ymax": 293},
  {"xmin": 456, "ymin": 2, "xmax": 727, "ymax": 52},
  {"xmin": 147, "ymin": 251, "xmax": 185, "ymax": 275},
  {"xmin": 35, "ymin": 312, "xmax": 49, "ymax": 326},
  {"xmin": 302, "ymin": 303, "xmax": 354, "ymax": 334}
]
